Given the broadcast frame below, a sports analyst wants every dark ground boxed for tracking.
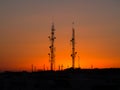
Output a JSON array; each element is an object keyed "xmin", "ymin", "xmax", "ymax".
[{"xmin": 0, "ymin": 68, "xmax": 120, "ymax": 90}]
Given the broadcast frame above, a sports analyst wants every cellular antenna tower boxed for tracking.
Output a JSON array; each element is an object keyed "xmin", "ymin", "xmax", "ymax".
[
  {"xmin": 48, "ymin": 23, "xmax": 56, "ymax": 71},
  {"xmin": 70, "ymin": 22, "xmax": 77, "ymax": 69}
]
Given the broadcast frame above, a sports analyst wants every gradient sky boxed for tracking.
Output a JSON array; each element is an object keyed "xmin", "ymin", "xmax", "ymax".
[{"xmin": 0, "ymin": 0, "xmax": 120, "ymax": 71}]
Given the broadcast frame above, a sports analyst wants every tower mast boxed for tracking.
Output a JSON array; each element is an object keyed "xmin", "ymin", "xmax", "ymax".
[
  {"xmin": 48, "ymin": 23, "xmax": 56, "ymax": 71},
  {"xmin": 70, "ymin": 22, "xmax": 77, "ymax": 69}
]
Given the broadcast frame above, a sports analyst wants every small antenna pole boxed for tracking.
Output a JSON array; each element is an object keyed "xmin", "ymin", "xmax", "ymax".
[{"xmin": 78, "ymin": 56, "xmax": 80, "ymax": 68}]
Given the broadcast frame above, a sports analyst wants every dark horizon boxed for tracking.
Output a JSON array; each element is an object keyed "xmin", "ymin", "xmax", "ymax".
[{"xmin": 0, "ymin": 68, "xmax": 120, "ymax": 90}]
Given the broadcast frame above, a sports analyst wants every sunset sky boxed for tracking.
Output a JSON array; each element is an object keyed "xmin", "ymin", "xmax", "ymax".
[{"xmin": 0, "ymin": 0, "xmax": 120, "ymax": 71}]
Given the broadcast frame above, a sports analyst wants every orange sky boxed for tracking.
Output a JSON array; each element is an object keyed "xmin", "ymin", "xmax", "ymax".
[{"xmin": 0, "ymin": 0, "xmax": 120, "ymax": 71}]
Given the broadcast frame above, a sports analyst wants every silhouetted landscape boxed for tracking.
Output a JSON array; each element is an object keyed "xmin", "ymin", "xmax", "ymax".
[{"xmin": 0, "ymin": 68, "xmax": 120, "ymax": 90}]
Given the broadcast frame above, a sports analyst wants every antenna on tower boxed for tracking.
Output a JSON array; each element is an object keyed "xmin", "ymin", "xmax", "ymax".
[
  {"xmin": 70, "ymin": 22, "xmax": 77, "ymax": 69},
  {"xmin": 48, "ymin": 23, "xmax": 56, "ymax": 71}
]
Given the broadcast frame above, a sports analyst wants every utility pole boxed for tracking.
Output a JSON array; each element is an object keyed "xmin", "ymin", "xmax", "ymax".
[
  {"xmin": 43, "ymin": 64, "xmax": 45, "ymax": 71},
  {"xmin": 61, "ymin": 64, "xmax": 63, "ymax": 70},
  {"xmin": 78, "ymin": 56, "xmax": 80, "ymax": 68},
  {"xmin": 48, "ymin": 23, "xmax": 56, "ymax": 71},
  {"xmin": 70, "ymin": 22, "xmax": 77, "ymax": 69},
  {"xmin": 31, "ymin": 64, "xmax": 34, "ymax": 72},
  {"xmin": 58, "ymin": 65, "xmax": 60, "ymax": 71}
]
